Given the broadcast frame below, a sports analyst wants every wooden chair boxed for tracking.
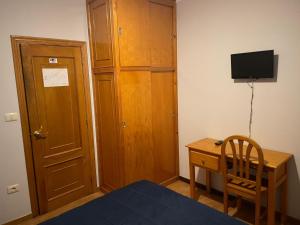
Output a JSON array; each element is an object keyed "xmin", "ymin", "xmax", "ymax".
[{"xmin": 221, "ymin": 135, "xmax": 267, "ymax": 225}]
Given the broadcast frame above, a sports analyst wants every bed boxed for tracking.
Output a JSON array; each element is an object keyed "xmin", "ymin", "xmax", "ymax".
[{"xmin": 41, "ymin": 180, "xmax": 245, "ymax": 225}]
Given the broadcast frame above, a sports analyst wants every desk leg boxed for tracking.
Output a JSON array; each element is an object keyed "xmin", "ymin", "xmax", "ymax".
[
  {"xmin": 189, "ymin": 162, "xmax": 196, "ymax": 199},
  {"xmin": 206, "ymin": 170, "xmax": 211, "ymax": 193},
  {"xmin": 281, "ymin": 164, "xmax": 288, "ymax": 225},
  {"xmin": 267, "ymin": 170, "xmax": 276, "ymax": 225}
]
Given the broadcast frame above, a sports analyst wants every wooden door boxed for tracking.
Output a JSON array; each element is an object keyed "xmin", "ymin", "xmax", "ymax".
[
  {"xmin": 150, "ymin": 1, "xmax": 174, "ymax": 67},
  {"xmin": 21, "ymin": 44, "xmax": 93, "ymax": 213},
  {"xmin": 87, "ymin": 0, "xmax": 113, "ymax": 68},
  {"xmin": 151, "ymin": 72, "xmax": 177, "ymax": 183},
  {"xmin": 119, "ymin": 71, "xmax": 154, "ymax": 184},
  {"xmin": 117, "ymin": 0, "xmax": 150, "ymax": 67}
]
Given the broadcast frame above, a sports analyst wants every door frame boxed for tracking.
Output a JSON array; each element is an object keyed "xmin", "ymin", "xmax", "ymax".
[{"xmin": 11, "ymin": 36, "xmax": 97, "ymax": 216}]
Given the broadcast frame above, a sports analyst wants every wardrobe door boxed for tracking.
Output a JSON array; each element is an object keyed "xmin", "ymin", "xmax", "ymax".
[
  {"xmin": 94, "ymin": 74, "xmax": 121, "ymax": 190},
  {"xmin": 151, "ymin": 72, "xmax": 177, "ymax": 183},
  {"xmin": 119, "ymin": 71, "xmax": 154, "ymax": 184},
  {"xmin": 117, "ymin": 0, "xmax": 150, "ymax": 67},
  {"xmin": 87, "ymin": 0, "xmax": 113, "ymax": 68},
  {"xmin": 150, "ymin": 0, "xmax": 177, "ymax": 183},
  {"xmin": 150, "ymin": 1, "xmax": 175, "ymax": 67}
]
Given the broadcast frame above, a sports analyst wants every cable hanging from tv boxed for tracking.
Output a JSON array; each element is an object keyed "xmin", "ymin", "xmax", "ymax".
[
  {"xmin": 231, "ymin": 49, "xmax": 275, "ymax": 138},
  {"xmin": 247, "ymin": 80, "xmax": 254, "ymax": 138}
]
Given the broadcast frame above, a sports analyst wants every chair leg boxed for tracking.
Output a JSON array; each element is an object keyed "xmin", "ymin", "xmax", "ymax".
[
  {"xmin": 224, "ymin": 190, "xmax": 229, "ymax": 214},
  {"xmin": 236, "ymin": 196, "xmax": 242, "ymax": 210},
  {"xmin": 255, "ymin": 195, "xmax": 261, "ymax": 225}
]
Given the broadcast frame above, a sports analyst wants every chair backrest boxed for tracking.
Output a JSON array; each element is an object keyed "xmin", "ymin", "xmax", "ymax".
[{"xmin": 221, "ymin": 135, "xmax": 264, "ymax": 191}]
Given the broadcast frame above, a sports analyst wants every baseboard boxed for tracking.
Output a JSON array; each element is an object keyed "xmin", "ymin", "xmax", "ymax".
[
  {"xmin": 160, "ymin": 176, "xmax": 179, "ymax": 186},
  {"xmin": 178, "ymin": 176, "xmax": 235, "ymax": 201},
  {"xmin": 99, "ymin": 185, "xmax": 112, "ymax": 194},
  {"xmin": 178, "ymin": 176, "xmax": 300, "ymax": 224},
  {"xmin": 95, "ymin": 186, "xmax": 101, "ymax": 192},
  {"xmin": 2, "ymin": 214, "xmax": 32, "ymax": 225},
  {"xmin": 179, "ymin": 176, "xmax": 224, "ymax": 196}
]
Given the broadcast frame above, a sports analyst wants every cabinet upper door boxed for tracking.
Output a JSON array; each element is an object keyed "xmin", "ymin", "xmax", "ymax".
[
  {"xmin": 150, "ymin": 1, "xmax": 175, "ymax": 68},
  {"xmin": 117, "ymin": 0, "xmax": 150, "ymax": 67},
  {"xmin": 87, "ymin": 0, "xmax": 113, "ymax": 68}
]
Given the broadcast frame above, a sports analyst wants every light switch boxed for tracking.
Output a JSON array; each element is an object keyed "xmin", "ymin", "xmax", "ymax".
[{"xmin": 4, "ymin": 112, "xmax": 18, "ymax": 122}]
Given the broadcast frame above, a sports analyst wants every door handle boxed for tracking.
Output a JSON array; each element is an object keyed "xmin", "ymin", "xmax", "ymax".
[{"xmin": 33, "ymin": 125, "xmax": 47, "ymax": 139}]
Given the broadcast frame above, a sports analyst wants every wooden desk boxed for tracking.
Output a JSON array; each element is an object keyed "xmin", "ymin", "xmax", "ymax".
[{"xmin": 187, "ymin": 138, "xmax": 292, "ymax": 225}]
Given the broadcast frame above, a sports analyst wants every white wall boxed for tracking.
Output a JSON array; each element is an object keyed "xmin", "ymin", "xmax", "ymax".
[
  {"xmin": 0, "ymin": 0, "xmax": 98, "ymax": 224},
  {"xmin": 177, "ymin": 0, "xmax": 300, "ymax": 220}
]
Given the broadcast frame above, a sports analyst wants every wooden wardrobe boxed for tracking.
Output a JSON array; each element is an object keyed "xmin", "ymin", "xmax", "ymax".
[{"xmin": 86, "ymin": 0, "xmax": 178, "ymax": 191}]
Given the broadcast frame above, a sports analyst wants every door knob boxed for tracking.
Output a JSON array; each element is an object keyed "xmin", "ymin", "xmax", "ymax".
[{"xmin": 33, "ymin": 126, "xmax": 47, "ymax": 139}]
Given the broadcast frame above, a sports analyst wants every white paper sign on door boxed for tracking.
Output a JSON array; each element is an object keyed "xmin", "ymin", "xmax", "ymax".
[{"xmin": 42, "ymin": 68, "xmax": 69, "ymax": 87}]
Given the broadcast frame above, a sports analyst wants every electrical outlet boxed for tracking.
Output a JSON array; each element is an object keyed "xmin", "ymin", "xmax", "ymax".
[{"xmin": 7, "ymin": 184, "xmax": 20, "ymax": 194}]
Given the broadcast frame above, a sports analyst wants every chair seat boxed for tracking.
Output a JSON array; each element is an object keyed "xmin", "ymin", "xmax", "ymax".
[{"xmin": 227, "ymin": 179, "xmax": 267, "ymax": 195}]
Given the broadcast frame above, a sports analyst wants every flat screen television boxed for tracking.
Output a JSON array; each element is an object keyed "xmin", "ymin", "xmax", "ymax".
[{"xmin": 231, "ymin": 50, "xmax": 274, "ymax": 79}]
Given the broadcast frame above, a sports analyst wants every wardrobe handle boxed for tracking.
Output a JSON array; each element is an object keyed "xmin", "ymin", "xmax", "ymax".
[
  {"xmin": 118, "ymin": 27, "xmax": 123, "ymax": 36},
  {"xmin": 121, "ymin": 121, "xmax": 127, "ymax": 128}
]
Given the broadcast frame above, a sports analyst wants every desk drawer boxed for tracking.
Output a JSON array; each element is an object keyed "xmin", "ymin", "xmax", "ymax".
[{"xmin": 190, "ymin": 151, "xmax": 219, "ymax": 171}]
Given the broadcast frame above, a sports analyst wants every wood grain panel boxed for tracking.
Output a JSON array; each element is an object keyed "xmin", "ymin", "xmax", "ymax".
[
  {"xmin": 150, "ymin": 2, "xmax": 174, "ymax": 67},
  {"xmin": 94, "ymin": 74, "xmax": 121, "ymax": 190},
  {"xmin": 119, "ymin": 71, "xmax": 154, "ymax": 184},
  {"xmin": 117, "ymin": 0, "xmax": 150, "ymax": 67},
  {"xmin": 151, "ymin": 72, "xmax": 177, "ymax": 182},
  {"xmin": 34, "ymin": 58, "xmax": 82, "ymax": 156},
  {"xmin": 45, "ymin": 158, "xmax": 87, "ymax": 211},
  {"xmin": 88, "ymin": 0, "xmax": 113, "ymax": 68}
]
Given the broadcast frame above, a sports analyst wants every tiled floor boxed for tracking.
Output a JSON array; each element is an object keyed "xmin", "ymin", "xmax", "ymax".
[{"xmin": 16, "ymin": 180, "xmax": 297, "ymax": 225}]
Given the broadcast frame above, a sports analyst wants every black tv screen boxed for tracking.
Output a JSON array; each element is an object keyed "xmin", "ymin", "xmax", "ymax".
[{"xmin": 231, "ymin": 50, "xmax": 274, "ymax": 79}]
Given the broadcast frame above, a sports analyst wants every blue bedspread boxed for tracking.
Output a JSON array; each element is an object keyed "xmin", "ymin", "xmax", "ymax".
[{"xmin": 41, "ymin": 180, "xmax": 245, "ymax": 225}]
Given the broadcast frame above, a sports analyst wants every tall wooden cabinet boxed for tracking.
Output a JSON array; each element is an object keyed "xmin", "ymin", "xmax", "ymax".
[{"xmin": 87, "ymin": 0, "xmax": 178, "ymax": 191}]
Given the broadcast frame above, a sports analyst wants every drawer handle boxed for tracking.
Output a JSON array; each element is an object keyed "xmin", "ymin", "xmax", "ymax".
[{"xmin": 201, "ymin": 160, "xmax": 205, "ymax": 165}]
